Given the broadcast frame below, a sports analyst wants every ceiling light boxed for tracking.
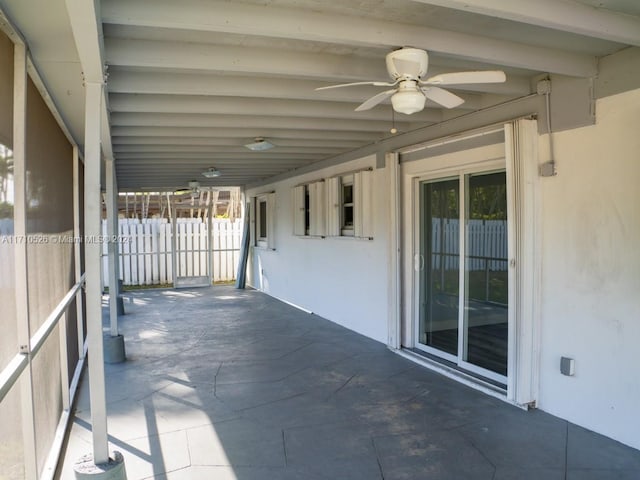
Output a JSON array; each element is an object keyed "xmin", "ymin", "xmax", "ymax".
[
  {"xmin": 391, "ymin": 89, "xmax": 426, "ymax": 115},
  {"xmin": 202, "ymin": 167, "xmax": 221, "ymax": 178},
  {"xmin": 244, "ymin": 137, "xmax": 275, "ymax": 151}
]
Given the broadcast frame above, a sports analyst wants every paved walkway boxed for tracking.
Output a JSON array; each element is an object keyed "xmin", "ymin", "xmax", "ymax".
[{"xmin": 58, "ymin": 287, "xmax": 640, "ymax": 479}]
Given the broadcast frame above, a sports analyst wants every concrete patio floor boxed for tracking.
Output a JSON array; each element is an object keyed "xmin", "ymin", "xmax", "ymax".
[{"xmin": 57, "ymin": 286, "xmax": 640, "ymax": 479}]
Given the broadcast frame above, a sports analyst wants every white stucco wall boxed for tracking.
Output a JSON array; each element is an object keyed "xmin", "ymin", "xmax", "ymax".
[
  {"xmin": 537, "ymin": 88, "xmax": 640, "ymax": 450},
  {"xmin": 245, "ymin": 88, "xmax": 640, "ymax": 450},
  {"xmin": 246, "ymin": 154, "xmax": 390, "ymax": 343}
]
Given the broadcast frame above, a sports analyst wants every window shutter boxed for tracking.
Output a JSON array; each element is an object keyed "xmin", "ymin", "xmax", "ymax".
[
  {"xmin": 309, "ymin": 181, "xmax": 326, "ymax": 236},
  {"xmin": 266, "ymin": 192, "xmax": 276, "ymax": 249},
  {"xmin": 354, "ymin": 170, "xmax": 374, "ymax": 238},
  {"xmin": 292, "ymin": 185, "xmax": 305, "ymax": 236},
  {"xmin": 325, "ymin": 176, "xmax": 340, "ymax": 236},
  {"xmin": 505, "ymin": 118, "xmax": 539, "ymax": 407},
  {"xmin": 250, "ymin": 197, "xmax": 256, "ymax": 246}
]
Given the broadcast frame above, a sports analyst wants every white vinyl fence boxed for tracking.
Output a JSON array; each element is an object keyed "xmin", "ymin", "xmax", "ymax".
[
  {"xmin": 430, "ymin": 219, "xmax": 508, "ymax": 271},
  {"xmin": 102, "ymin": 218, "xmax": 242, "ymax": 287},
  {"xmin": 430, "ymin": 218, "xmax": 508, "ymax": 303}
]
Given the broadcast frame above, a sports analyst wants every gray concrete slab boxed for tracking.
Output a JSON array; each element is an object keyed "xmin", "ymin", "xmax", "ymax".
[{"xmin": 58, "ymin": 287, "xmax": 640, "ymax": 480}]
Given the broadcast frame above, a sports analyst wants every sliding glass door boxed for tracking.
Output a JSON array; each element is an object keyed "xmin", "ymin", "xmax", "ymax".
[
  {"xmin": 417, "ymin": 171, "xmax": 509, "ymax": 384},
  {"xmin": 418, "ymin": 178, "xmax": 460, "ymax": 360}
]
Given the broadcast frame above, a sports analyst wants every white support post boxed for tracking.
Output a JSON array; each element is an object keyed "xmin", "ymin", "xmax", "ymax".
[
  {"xmin": 105, "ymin": 158, "xmax": 119, "ymax": 337},
  {"xmin": 13, "ymin": 41, "xmax": 38, "ymax": 480},
  {"xmin": 171, "ymin": 207, "xmax": 178, "ymax": 287},
  {"xmin": 208, "ymin": 194, "xmax": 213, "ymax": 285},
  {"xmin": 73, "ymin": 146, "xmax": 85, "ymax": 359},
  {"xmin": 84, "ymin": 81, "xmax": 110, "ymax": 465}
]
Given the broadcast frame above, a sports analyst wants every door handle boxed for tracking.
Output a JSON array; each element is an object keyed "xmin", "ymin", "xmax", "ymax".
[{"xmin": 414, "ymin": 254, "xmax": 425, "ymax": 271}]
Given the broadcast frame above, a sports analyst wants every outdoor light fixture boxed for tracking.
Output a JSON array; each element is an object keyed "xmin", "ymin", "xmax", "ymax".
[
  {"xmin": 391, "ymin": 89, "xmax": 426, "ymax": 115},
  {"xmin": 202, "ymin": 167, "xmax": 221, "ymax": 178},
  {"xmin": 244, "ymin": 137, "xmax": 275, "ymax": 151}
]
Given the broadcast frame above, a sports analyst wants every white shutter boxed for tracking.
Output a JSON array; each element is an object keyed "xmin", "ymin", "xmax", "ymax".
[
  {"xmin": 309, "ymin": 181, "xmax": 326, "ymax": 236},
  {"xmin": 325, "ymin": 176, "xmax": 340, "ymax": 236},
  {"xmin": 292, "ymin": 185, "xmax": 305, "ymax": 236},
  {"xmin": 354, "ymin": 170, "xmax": 374, "ymax": 238},
  {"xmin": 266, "ymin": 192, "xmax": 276, "ymax": 250},
  {"xmin": 249, "ymin": 197, "xmax": 256, "ymax": 246},
  {"xmin": 505, "ymin": 118, "xmax": 539, "ymax": 408}
]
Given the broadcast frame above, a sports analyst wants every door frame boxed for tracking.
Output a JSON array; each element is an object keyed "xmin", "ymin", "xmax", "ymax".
[
  {"xmin": 395, "ymin": 120, "xmax": 540, "ymax": 407},
  {"xmin": 412, "ymin": 160, "xmax": 509, "ymax": 385}
]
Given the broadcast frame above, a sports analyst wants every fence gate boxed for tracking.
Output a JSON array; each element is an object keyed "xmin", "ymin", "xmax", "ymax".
[{"xmin": 172, "ymin": 205, "xmax": 212, "ymax": 288}]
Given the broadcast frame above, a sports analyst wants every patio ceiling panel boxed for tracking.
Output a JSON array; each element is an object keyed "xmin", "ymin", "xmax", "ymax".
[{"xmin": 2, "ymin": 0, "xmax": 638, "ymax": 190}]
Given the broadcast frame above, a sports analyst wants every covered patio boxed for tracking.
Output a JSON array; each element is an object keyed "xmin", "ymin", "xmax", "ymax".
[{"xmin": 58, "ymin": 286, "xmax": 640, "ymax": 480}]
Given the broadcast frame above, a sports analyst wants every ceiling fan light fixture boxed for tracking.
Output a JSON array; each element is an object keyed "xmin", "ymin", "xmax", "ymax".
[
  {"xmin": 391, "ymin": 89, "xmax": 425, "ymax": 115},
  {"xmin": 202, "ymin": 167, "xmax": 221, "ymax": 178},
  {"xmin": 244, "ymin": 137, "xmax": 275, "ymax": 151}
]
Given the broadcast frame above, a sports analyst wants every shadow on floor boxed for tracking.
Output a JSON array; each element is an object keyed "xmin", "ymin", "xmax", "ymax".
[{"xmin": 57, "ymin": 286, "xmax": 640, "ymax": 480}]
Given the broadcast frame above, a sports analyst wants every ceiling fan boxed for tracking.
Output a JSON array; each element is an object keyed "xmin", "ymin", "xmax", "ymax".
[
  {"xmin": 174, "ymin": 180, "xmax": 201, "ymax": 197},
  {"xmin": 316, "ymin": 47, "xmax": 506, "ymax": 115}
]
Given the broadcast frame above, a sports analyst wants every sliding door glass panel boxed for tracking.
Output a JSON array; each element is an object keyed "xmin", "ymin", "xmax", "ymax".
[
  {"xmin": 419, "ymin": 179, "xmax": 459, "ymax": 356},
  {"xmin": 463, "ymin": 172, "xmax": 509, "ymax": 375}
]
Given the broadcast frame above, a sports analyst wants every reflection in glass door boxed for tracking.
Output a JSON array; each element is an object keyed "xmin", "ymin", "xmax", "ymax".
[
  {"xmin": 419, "ymin": 179, "xmax": 460, "ymax": 359},
  {"xmin": 417, "ymin": 171, "xmax": 509, "ymax": 383},
  {"xmin": 462, "ymin": 172, "xmax": 509, "ymax": 377}
]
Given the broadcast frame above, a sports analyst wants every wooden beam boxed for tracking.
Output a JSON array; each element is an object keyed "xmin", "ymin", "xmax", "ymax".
[
  {"xmin": 410, "ymin": 0, "xmax": 640, "ymax": 46},
  {"xmin": 109, "ymin": 116, "xmax": 405, "ymax": 135},
  {"xmin": 108, "ymin": 93, "xmax": 443, "ymax": 123},
  {"xmin": 101, "ymin": 0, "xmax": 597, "ymax": 76},
  {"xmin": 107, "ymin": 69, "xmax": 513, "ymax": 99}
]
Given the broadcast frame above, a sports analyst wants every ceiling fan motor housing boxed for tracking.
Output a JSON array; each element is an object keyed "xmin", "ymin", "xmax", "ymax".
[{"xmin": 386, "ymin": 48, "xmax": 429, "ymax": 80}]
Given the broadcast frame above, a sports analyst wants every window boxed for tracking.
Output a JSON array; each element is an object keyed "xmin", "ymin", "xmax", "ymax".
[
  {"xmin": 253, "ymin": 193, "xmax": 275, "ymax": 249},
  {"xmin": 304, "ymin": 186, "xmax": 310, "ymax": 235},
  {"xmin": 340, "ymin": 175, "xmax": 354, "ymax": 236},
  {"xmin": 258, "ymin": 198, "xmax": 267, "ymax": 240},
  {"xmin": 293, "ymin": 181, "xmax": 325, "ymax": 237},
  {"xmin": 326, "ymin": 169, "xmax": 373, "ymax": 239}
]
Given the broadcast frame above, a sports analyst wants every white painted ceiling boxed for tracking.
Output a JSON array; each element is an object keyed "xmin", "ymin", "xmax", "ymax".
[{"xmin": 0, "ymin": 0, "xmax": 639, "ymax": 190}]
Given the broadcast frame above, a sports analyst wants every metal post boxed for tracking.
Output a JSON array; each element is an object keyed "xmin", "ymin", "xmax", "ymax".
[
  {"xmin": 14, "ymin": 41, "xmax": 38, "ymax": 480},
  {"xmin": 105, "ymin": 159, "xmax": 119, "ymax": 337},
  {"xmin": 208, "ymin": 193, "xmax": 213, "ymax": 285},
  {"xmin": 485, "ymin": 258, "xmax": 490, "ymax": 302},
  {"xmin": 73, "ymin": 146, "xmax": 85, "ymax": 359},
  {"xmin": 171, "ymin": 206, "xmax": 178, "ymax": 287},
  {"xmin": 104, "ymin": 158, "xmax": 125, "ymax": 364},
  {"xmin": 84, "ymin": 81, "xmax": 109, "ymax": 464},
  {"xmin": 58, "ymin": 311, "xmax": 71, "ymax": 411}
]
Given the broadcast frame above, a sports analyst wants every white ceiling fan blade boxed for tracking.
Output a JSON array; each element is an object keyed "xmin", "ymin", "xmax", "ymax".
[
  {"xmin": 355, "ymin": 89, "xmax": 396, "ymax": 111},
  {"xmin": 422, "ymin": 71, "xmax": 506, "ymax": 86},
  {"xmin": 421, "ymin": 86, "xmax": 465, "ymax": 109},
  {"xmin": 315, "ymin": 80, "xmax": 396, "ymax": 91}
]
